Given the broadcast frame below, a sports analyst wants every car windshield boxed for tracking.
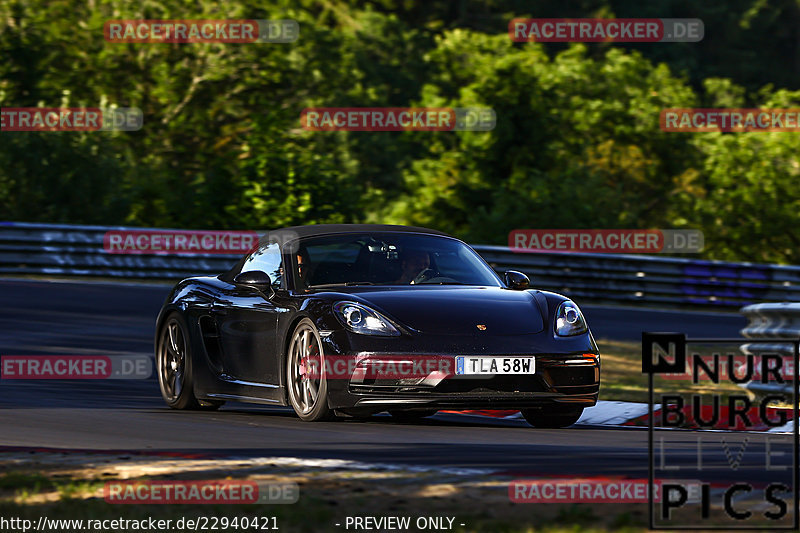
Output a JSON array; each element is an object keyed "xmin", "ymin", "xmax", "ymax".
[{"xmin": 290, "ymin": 233, "xmax": 502, "ymax": 289}]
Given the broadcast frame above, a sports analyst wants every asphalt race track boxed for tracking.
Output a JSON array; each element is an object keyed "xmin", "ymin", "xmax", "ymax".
[{"xmin": 0, "ymin": 278, "xmax": 770, "ymax": 486}]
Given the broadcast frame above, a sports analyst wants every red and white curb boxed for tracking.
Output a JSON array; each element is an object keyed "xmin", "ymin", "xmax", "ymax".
[{"xmin": 446, "ymin": 401, "xmax": 795, "ymax": 433}]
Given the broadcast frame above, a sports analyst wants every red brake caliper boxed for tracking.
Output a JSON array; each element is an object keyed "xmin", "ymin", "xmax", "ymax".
[{"xmin": 299, "ymin": 341, "xmax": 316, "ymax": 382}]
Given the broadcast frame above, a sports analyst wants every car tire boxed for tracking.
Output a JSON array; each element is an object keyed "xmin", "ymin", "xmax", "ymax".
[
  {"xmin": 157, "ymin": 312, "xmax": 216, "ymax": 410},
  {"xmin": 286, "ymin": 318, "xmax": 334, "ymax": 421},
  {"xmin": 389, "ymin": 410, "xmax": 438, "ymax": 422},
  {"xmin": 521, "ymin": 407, "xmax": 584, "ymax": 428}
]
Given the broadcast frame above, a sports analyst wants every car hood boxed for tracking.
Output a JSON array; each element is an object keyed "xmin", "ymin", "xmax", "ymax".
[{"xmin": 340, "ymin": 286, "xmax": 546, "ymax": 335}]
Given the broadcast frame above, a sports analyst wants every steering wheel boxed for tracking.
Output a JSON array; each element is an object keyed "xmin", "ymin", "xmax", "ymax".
[{"xmin": 411, "ymin": 268, "xmax": 437, "ymax": 285}]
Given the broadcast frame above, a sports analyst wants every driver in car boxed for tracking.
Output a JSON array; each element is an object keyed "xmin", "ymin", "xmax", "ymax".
[
  {"xmin": 281, "ymin": 247, "xmax": 313, "ymax": 291},
  {"xmin": 295, "ymin": 248, "xmax": 313, "ymax": 290},
  {"xmin": 394, "ymin": 250, "xmax": 431, "ymax": 284}
]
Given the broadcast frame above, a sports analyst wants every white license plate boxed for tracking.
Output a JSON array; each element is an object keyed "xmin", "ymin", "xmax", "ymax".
[{"xmin": 455, "ymin": 356, "xmax": 535, "ymax": 375}]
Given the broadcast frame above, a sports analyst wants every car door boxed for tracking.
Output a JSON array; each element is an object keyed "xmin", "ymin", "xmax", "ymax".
[{"xmin": 214, "ymin": 241, "xmax": 284, "ymax": 385}]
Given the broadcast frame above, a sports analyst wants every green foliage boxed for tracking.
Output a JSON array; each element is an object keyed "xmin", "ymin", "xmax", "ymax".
[
  {"xmin": 379, "ymin": 38, "xmax": 700, "ymax": 241},
  {"xmin": 0, "ymin": 0, "xmax": 799, "ymax": 263},
  {"xmin": 684, "ymin": 89, "xmax": 800, "ymax": 263}
]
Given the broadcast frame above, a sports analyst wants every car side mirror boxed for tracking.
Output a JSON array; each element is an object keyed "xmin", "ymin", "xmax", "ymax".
[
  {"xmin": 504, "ymin": 270, "xmax": 531, "ymax": 290},
  {"xmin": 234, "ymin": 270, "xmax": 274, "ymax": 297}
]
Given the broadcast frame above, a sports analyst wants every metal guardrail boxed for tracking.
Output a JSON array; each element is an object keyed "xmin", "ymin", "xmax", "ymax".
[
  {"xmin": 2, "ymin": 221, "xmax": 800, "ymax": 308},
  {"xmin": 9, "ymin": 221, "xmax": 796, "ymax": 396},
  {"xmin": 741, "ymin": 303, "xmax": 800, "ymax": 340},
  {"xmin": 479, "ymin": 246, "xmax": 800, "ymax": 308},
  {"xmin": 739, "ymin": 303, "xmax": 800, "ymax": 395},
  {"xmin": 0, "ymin": 222, "xmax": 237, "ymax": 280}
]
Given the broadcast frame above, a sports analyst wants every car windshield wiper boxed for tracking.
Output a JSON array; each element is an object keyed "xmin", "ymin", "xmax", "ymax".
[
  {"xmin": 309, "ymin": 282, "xmax": 375, "ymax": 289},
  {"xmin": 417, "ymin": 281, "xmax": 469, "ymax": 285}
]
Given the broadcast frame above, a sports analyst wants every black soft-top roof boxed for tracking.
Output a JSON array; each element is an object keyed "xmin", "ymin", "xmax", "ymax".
[{"xmin": 271, "ymin": 223, "xmax": 450, "ymax": 239}]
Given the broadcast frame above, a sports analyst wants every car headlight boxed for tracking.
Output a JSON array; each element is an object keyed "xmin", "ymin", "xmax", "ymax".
[
  {"xmin": 333, "ymin": 302, "xmax": 401, "ymax": 336},
  {"xmin": 555, "ymin": 300, "xmax": 588, "ymax": 337}
]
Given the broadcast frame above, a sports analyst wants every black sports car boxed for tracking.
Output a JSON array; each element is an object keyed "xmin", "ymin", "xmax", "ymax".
[{"xmin": 155, "ymin": 224, "xmax": 600, "ymax": 427}]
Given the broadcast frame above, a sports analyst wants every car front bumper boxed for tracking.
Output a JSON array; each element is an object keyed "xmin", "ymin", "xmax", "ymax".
[
  {"xmin": 318, "ymin": 327, "xmax": 600, "ymax": 411},
  {"xmin": 322, "ymin": 351, "xmax": 600, "ymax": 411}
]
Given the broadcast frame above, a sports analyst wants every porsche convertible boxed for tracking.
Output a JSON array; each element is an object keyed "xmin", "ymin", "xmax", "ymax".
[{"xmin": 155, "ymin": 224, "xmax": 600, "ymax": 427}]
